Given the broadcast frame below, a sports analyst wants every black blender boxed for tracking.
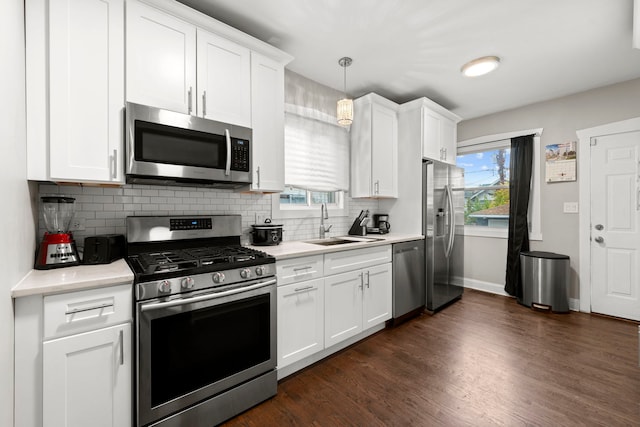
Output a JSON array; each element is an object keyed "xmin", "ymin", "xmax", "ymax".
[{"xmin": 35, "ymin": 196, "xmax": 80, "ymax": 269}]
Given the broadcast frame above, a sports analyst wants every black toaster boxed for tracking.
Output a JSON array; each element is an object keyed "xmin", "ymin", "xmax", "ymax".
[{"xmin": 83, "ymin": 234, "xmax": 125, "ymax": 265}]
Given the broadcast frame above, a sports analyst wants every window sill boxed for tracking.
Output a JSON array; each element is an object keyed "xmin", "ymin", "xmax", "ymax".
[
  {"xmin": 464, "ymin": 226, "xmax": 542, "ymax": 241},
  {"xmin": 271, "ymin": 195, "xmax": 349, "ymax": 220}
]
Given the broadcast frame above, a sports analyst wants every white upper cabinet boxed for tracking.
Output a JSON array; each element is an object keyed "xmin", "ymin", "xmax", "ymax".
[
  {"xmin": 249, "ymin": 52, "xmax": 285, "ymax": 192},
  {"xmin": 126, "ymin": 0, "xmax": 196, "ymax": 115},
  {"xmin": 27, "ymin": 0, "xmax": 125, "ymax": 184},
  {"xmin": 399, "ymin": 97, "xmax": 461, "ymax": 165},
  {"xmin": 126, "ymin": 0, "xmax": 252, "ymax": 127},
  {"xmin": 197, "ymin": 29, "xmax": 251, "ymax": 127},
  {"xmin": 350, "ymin": 93, "xmax": 399, "ymax": 198}
]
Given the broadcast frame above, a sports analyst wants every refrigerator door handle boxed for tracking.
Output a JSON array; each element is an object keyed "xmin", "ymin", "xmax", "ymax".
[{"xmin": 445, "ymin": 184, "xmax": 455, "ymax": 258}]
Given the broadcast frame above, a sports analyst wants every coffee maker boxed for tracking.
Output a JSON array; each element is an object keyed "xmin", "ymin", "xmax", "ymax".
[
  {"xmin": 35, "ymin": 196, "xmax": 80, "ymax": 269},
  {"xmin": 368, "ymin": 214, "xmax": 391, "ymax": 234}
]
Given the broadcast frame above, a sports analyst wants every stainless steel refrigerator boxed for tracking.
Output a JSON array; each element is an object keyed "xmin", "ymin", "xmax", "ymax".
[{"xmin": 423, "ymin": 159, "xmax": 464, "ymax": 311}]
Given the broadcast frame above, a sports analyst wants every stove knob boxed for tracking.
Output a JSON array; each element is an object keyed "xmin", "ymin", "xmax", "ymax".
[
  {"xmin": 255, "ymin": 266, "xmax": 265, "ymax": 276},
  {"xmin": 181, "ymin": 277, "xmax": 195, "ymax": 290},
  {"xmin": 157, "ymin": 280, "xmax": 171, "ymax": 293},
  {"xmin": 240, "ymin": 268, "xmax": 251, "ymax": 279},
  {"xmin": 212, "ymin": 272, "xmax": 225, "ymax": 284}
]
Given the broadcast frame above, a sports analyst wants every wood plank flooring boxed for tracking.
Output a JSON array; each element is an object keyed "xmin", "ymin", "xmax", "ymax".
[{"xmin": 223, "ymin": 290, "xmax": 640, "ymax": 426}]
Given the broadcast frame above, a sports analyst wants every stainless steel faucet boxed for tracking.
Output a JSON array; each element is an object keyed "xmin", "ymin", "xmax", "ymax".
[{"xmin": 319, "ymin": 203, "xmax": 333, "ymax": 238}]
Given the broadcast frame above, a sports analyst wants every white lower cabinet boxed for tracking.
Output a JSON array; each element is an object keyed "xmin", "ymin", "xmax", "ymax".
[
  {"xmin": 14, "ymin": 283, "xmax": 133, "ymax": 427},
  {"xmin": 276, "ymin": 246, "xmax": 392, "ymax": 376},
  {"xmin": 277, "ymin": 278, "xmax": 324, "ymax": 368},
  {"xmin": 324, "ymin": 262, "xmax": 392, "ymax": 347},
  {"xmin": 43, "ymin": 323, "xmax": 132, "ymax": 427}
]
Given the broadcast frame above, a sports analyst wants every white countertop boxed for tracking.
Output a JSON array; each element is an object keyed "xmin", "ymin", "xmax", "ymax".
[
  {"xmin": 247, "ymin": 233, "xmax": 424, "ymax": 260},
  {"xmin": 12, "ymin": 234, "xmax": 423, "ymax": 297},
  {"xmin": 11, "ymin": 259, "xmax": 134, "ymax": 298}
]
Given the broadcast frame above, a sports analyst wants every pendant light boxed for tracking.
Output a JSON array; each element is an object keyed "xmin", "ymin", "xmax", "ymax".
[{"xmin": 337, "ymin": 57, "xmax": 353, "ymax": 126}]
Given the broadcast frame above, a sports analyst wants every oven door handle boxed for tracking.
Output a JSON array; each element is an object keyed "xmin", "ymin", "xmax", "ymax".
[{"xmin": 140, "ymin": 279, "xmax": 276, "ymax": 312}]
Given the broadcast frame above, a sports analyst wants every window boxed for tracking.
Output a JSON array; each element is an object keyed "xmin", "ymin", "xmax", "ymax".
[
  {"xmin": 279, "ymin": 186, "xmax": 340, "ymax": 207},
  {"xmin": 457, "ymin": 129, "xmax": 542, "ymax": 240},
  {"xmin": 457, "ymin": 143, "xmax": 511, "ymax": 228}
]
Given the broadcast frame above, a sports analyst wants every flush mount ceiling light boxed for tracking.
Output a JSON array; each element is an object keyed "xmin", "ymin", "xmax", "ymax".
[
  {"xmin": 461, "ymin": 56, "xmax": 501, "ymax": 77},
  {"xmin": 337, "ymin": 57, "xmax": 353, "ymax": 126}
]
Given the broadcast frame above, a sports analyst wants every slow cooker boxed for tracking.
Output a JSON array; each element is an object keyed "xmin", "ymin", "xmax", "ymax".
[{"xmin": 251, "ymin": 219, "xmax": 283, "ymax": 246}]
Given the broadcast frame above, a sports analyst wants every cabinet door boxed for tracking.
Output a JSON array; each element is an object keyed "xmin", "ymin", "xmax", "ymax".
[
  {"xmin": 197, "ymin": 29, "xmax": 251, "ymax": 126},
  {"xmin": 362, "ymin": 263, "xmax": 393, "ymax": 329},
  {"xmin": 43, "ymin": 323, "xmax": 132, "ymax": 427},
  {"xmin": 277, "ymin": 278, "xmax": 324, "ymax": 368},
  {"xmin": 324, "ymin": 271, "xmax": 363, "ymax": 347},
  {"xmin": 422, "ymin": 108, "xmax": 442, "ymax": 161},
  {"xmin": 49, "ymin": 0, "xmax": 124, "ymax": 183},
  {"xmin": 371, "ymin": 103, "xmax": 398, "ymax": 197},
  {"xmin": 440, "ymin": 117, "xmax": 457, "ymax": 165},
  {"xmin": 249, "ymin": 52, "xmax": 285, "ymax": 192},
  {"xmin": 126, "ymin": 0, "xmax": 196, "ymax": 114}
]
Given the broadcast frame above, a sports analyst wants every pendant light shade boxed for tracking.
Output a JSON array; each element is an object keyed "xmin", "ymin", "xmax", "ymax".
[{"xmin": 337, "ymin": 57, "xmax": 353, "ymax": 126}]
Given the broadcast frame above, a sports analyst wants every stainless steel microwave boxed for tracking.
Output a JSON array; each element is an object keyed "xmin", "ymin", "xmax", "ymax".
[{"xmin": 125, "ymin": 102, "xmax": 252, "ymax": 188}]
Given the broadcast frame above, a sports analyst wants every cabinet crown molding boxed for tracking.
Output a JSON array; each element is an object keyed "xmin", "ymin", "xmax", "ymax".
[
  {"xmin": 138, "ymin": 0, "xmax": 293, "ymax": 64},
  {"xmin": 398, "ymin": 97, "xmax": 462, "ymax": 122}
]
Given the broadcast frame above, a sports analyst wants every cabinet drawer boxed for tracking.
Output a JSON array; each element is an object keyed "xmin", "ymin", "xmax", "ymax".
[
  {"xmin": 324, "ymin": 245, "xmax": 392, "ymax": 277},
  {"xmin": 277, "ymin": 255, "xmax": 324, "ymax": 286},
  {"xmin": 44, "ymin": 283, "xmax": 132, "ymax": 340}
]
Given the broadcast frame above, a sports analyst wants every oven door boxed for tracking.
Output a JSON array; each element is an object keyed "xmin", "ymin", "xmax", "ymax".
[{"xmin": 136, "ymin": 278, "xmax": 276, "ymax": 427}]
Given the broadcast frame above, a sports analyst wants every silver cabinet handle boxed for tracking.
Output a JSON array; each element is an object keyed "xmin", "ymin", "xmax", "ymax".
[
  {"xmin": 594, "ymin": 236, "xmax": 604, "ymax": 243},
  {"xmin": 365, "ymin": 270, "xmax": 370, "ymax": 288},
  {"xmin": 202, "ymin": 90, "xmax": 207, "ymax": 116},
  {"xmin": 65, "ymin": 302, "xmax": 114, "ymax": 316},
  {"xmin": 374, "ymin": 180, "xmax": 380, "ymax": 195},
  {"xmin": 119, "ymin": 329, "xmax": 124, "ymax": 365},
  {"xmin": 111, "ymin": 149, "xmax": 118, "ymax": 180},
  {"xmin": 294, "ymin": 285, "xmax": 314, "ymax": 292},
  {"xmin": 358, "ymin": 272, "xmax": 364, "ymax": 290},
  {"xmin": 188, "ymin": 87, "xmax": 193, "ymax": 114},
  {"xmin": 256, "ymin": 166, "xmax": 261, "ymax": 188}
]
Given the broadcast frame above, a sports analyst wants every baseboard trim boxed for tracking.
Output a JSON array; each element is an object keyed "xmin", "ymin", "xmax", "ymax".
[
  {"xmin": 463, "ymin": 278, "xmax": 509, "ymax": 297},
  {"xmin": 463, "ymin": 278, "xmax": 580, "ymax": 312}
]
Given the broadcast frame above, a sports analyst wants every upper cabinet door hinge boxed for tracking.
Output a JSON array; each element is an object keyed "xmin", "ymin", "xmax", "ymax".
[{"xmin": 590, "ymin": 138, "xmax": 597, "ymax": 146}]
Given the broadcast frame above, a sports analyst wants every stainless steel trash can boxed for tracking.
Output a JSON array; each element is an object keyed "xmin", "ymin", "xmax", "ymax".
[{"xmin": 519, "ymin": 251, "xmax": 570, "ymax": 312}]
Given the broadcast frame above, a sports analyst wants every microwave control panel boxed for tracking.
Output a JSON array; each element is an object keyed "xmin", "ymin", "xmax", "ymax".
[{"xmin": 231, "ymin": 139, "xmax": 250, "ymax": 172}]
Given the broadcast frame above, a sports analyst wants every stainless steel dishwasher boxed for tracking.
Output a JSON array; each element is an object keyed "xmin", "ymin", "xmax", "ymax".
[{"xmin": 392, "ymin": 240, "xmax": 425, "ymax": 320}]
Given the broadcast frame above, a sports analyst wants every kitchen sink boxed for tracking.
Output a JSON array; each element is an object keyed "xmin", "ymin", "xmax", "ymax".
[{"xmin": 304, "ymin": 236, "xmax": 385, "ymax": 246}]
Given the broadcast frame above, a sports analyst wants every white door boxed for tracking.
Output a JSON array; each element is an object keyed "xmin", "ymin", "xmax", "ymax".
[
  {"xmin": 250, "ymin": 52, "xmax": 285, "ymax": 192},
  {"xmin": 197, "ymin": 28, "xmax": 251, "ymax": 126},
  {"xmin": 43, "ymin": 323, "xmax": 132, "ymax": 427},
  {"xmin": 324, "ymin": 270, "xmax": 363, "ymax": 347},
  {"xmin": 590, "ymin": 131, "xmax": 640, "ymax": 321},
  {"xmin": 49, "ymin": 0, "xmax": 124, "ymax": 183},
  {"xmin": 362, "ymin": 263, "xmax": 392, "ymax": 328},
  {"xmin": 126, "ymin": 0, "xmax": 196, "ymax": 114},
  {"xmin": 277, "ymin": 278, "xmax": 324, "ymax": 368}
]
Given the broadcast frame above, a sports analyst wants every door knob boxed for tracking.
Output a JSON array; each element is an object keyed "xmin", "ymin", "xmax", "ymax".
[
  {"xmin": 595, "ymin": 224, "xmax": 603, "ymax": 230},
  {"xmin": 594, "ymin": 236, "xmax": 604, "ymax": 243}
]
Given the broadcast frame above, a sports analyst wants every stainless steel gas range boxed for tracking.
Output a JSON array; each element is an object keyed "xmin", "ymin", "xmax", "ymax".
[{"xmin": 126, "ymin": 215, "xmax": 277, "ymax": 427}]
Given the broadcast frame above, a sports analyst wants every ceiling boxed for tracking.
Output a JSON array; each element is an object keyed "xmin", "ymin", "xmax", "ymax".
[{"xmin": 178, "ymin": 0, "xmax": 640, "ymax": 119}]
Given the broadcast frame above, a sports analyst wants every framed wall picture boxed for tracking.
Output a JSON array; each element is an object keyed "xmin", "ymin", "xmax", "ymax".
[{"xmin": 545, "ymin": 141, "xmax": 576, "ymax": 182}]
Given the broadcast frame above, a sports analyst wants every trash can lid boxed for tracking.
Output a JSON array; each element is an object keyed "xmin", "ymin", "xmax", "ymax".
[{"xmin": 520, "ymin": 251, "xmax": 569, "ymax": 259}]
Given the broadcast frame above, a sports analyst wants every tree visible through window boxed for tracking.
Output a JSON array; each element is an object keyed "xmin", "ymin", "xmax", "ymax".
[{"xmin": 457, "ymin": 145, "xmax": 511, "ymax": 228}]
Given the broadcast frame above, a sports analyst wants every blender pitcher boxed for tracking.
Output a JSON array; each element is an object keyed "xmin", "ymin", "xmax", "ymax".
[{"xmin": 35, "ymin": 196, "xmax": 80, "ymax": 269}]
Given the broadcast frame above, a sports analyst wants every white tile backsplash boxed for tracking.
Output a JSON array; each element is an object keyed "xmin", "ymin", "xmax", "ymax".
[{"xmin": 38, "ymin": 183, "xmax": 380, "ymax": 247}]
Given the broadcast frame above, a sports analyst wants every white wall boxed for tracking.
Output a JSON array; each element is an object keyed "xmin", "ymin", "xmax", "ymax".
[
  {"xmin": 0, "ymin": 1, "xmax": 37, "ymax": 426},
  {"xmin": 458, "ymin": 78, "xmax": 640, "ymax": 300}
]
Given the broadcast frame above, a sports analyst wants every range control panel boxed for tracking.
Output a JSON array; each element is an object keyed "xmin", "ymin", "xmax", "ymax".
[{"xmin": 170, "ymin": 218, "xmax": 213, "ymax": 231}]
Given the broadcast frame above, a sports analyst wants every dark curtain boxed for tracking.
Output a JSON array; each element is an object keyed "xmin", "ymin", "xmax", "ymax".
[{"xmin": 504, "ymin": 134, "xmax": 534, "ymax": 298}]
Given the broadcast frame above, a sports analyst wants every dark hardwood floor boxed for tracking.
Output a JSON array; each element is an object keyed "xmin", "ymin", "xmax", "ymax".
[{"xmin": 223, "ymin": 289, "xmax": 640, "ymax": 426}]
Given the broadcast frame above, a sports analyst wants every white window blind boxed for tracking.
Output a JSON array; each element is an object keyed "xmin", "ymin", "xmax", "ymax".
[{"xmin": 284, "ymin": 104, "xmax": 349, "ymax": 192}]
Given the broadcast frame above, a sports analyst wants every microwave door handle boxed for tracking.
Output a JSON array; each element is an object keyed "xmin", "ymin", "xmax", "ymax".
[{"xmin": 225, "ymin": 129, "xmax": 231, "ymax": 176}]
